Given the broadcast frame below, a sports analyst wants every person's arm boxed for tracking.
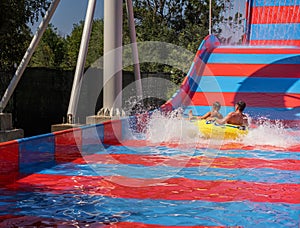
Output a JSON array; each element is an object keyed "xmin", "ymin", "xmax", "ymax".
[
  {"xmin": 217, "ymin": 113, "xmax": 223, "ymax": 119},
  {"xmin": 215, "ymin": 112, "xmax": 233, "ymax": 124},
  {"xmin": 199, "ymin": 111, "xmax": 211, "ymax": 119}
]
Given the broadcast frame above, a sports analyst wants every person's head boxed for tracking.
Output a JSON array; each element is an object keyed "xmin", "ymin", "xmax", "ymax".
[
  {"xmin": 212, "ymin": 101, "xmax": 221, "ymax": 111},
  {"xmin": 235, "ymin": 100, "xmax": 246, "ymax": 112}
]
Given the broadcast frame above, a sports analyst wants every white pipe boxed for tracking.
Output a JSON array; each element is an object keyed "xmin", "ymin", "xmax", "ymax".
[
  {"xmin": 67, "ymin": 0, "xmax": 97, "ymax": 123},
  {"xmin": 126, "ymin": 0, "xmax": 143, "ymax": 98},
  {"xmin": 0, "ymin": 0, "xmax": 61, "ymax": 112},
  {"xmin": 103, "ymin": 0, "xmax": 123, "ymax": 116}
]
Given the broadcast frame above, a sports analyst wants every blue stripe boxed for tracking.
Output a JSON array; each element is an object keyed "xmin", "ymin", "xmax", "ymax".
[
  {"xmin": 288, "ymin": 79, "xmax": 300, "ymax": 94},
  {"xmin": 1, "ymin": 190, "xmax": 299, "ymax": 227},
  {"xmin": 208, "ymin": 52, "xmax": 300, "ymax": 64},
  {"xmin": 18, "ymin": 134, "xmax": 55, "ymax": 174},
  {"xmin": 244, "ymin": 107, "xmax": 300, "ymax": 120},
  {"xmin": 190, "ymin": 76, "xmax": 300, "ymax": 93},
  {"xmin": 254, "ymin": 0, "xmax": 300, "ymax": 6},
  {"xmin": 250, "ymin": 24, "xmax": 300, "ymax": 41},
  {"xmin": 81, "ymin": 144, "xmax": 300, "ymax": 160},
  {"xmin": 184, "ymin": 106, "xmax": 300, "ymax": 120},
  {"xmin": 103, "ymin": 145, "xmax": 300, "ymax": 159},
  {"xmin": 39, "ymin": 164, "xmax": 300, "ymax": 184}
]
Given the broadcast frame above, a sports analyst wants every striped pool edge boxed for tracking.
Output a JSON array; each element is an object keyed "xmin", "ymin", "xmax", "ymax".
[{"xmin": 0, "ymin": 116, "xmax": 148, "ymax": 186}]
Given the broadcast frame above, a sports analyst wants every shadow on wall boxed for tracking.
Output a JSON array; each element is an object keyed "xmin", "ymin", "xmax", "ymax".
[
  {"xmin": 14, "ymin": 67, "xmax": 105, "ymax": 137},
  {"xmin": 14, "ymin": 68, "xmax": 74, "ymax": 137},
  {"xmin": 234, "ymin": 55, "xmax": 300, "ymax": 122},
  {"xmin": 4, "ymin": 68, "xmax": 172, "ymax": 137}
]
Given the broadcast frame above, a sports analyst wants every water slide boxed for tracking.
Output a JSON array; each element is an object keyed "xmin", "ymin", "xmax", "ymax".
[
  {"xmin": 161, "ymin": 35, "xmax": 300, "ymax": 127},
  {"xmin": 245, "ymin": 0, "xmax": 300, "ymax": 46},
  {"xmin": 162, "ymin": 0, "xmax": 300, "ymax": 127}
]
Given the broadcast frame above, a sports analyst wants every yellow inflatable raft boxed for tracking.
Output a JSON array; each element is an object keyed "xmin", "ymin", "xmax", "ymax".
[{"xmin": 195, "ymin": 119, "xmax": 248, "ymax": 140}]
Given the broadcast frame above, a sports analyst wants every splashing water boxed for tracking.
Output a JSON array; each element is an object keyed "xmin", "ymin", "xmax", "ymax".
[
  {"xmin": 146, "ymin": 109, "xmax": 200, "ymax": 144},
  {"xmin": 144, "ymin": 111, "xmax": 299, "ymax": 149},
  {"xmin": 242, "ymin": 118, "xmax": 299, "ymax": 148}
]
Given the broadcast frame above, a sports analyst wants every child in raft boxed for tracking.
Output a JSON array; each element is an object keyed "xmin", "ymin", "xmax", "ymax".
[{"xmin": 188, "ymin": 101, "xmax": 223, "ymax": 121}]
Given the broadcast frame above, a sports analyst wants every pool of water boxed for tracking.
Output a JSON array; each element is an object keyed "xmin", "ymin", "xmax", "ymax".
[{"xmin": 0, "ymin": 119, "xmax": 300, "ymax": 228}]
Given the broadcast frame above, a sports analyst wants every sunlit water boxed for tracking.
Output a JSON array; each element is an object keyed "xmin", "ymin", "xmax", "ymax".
[{"xmin": 0, "ymin": 109, "xmax": 299, "ymax": 227}]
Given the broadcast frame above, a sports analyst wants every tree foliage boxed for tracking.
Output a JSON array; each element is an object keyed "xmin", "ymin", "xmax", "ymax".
[
  {"xmin": 29, "ymin": 24, "xmax": 66, "ymax": 68},
  {"xmin": 131, "ymin": 0, "xmax": 226, "ymax": 50},
  {"xmin": 63, "ymin": 19, "xmax": 104, "ymax": 70},
  {"xmin": 2, "ymin": 0, "xmax": 240, "ymax": 83},
  {"xmin": 0, "ymin": 0, "xmax": 51, "ymax": 71},
  {"xmin": 123, "ymin": 0, "xmax": 229, "ymax": 81}
]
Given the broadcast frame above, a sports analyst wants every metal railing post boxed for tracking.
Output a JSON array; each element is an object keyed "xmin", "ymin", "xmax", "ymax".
[{"xmin": 67, "ymin": 0, "xmax": 97, "ymax": 123}]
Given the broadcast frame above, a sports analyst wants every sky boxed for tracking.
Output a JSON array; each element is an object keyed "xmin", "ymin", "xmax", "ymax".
[{"xmin": 30, "ymin": 0, "xmax": 104, "ymax": 36}]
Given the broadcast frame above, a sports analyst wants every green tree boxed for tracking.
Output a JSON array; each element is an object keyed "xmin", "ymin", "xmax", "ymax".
[
  {"xmin": 87, "ymin": 19, "xmax": 104, "ymax": 67},
  {"xmin": 64, "ymin": 19, "xmax": 104, "ymax": 70},
  {"xmin": 131, "ymin": 0, "xmax": 227, "ymax": 49},
  {"xmin": 124, "ymin": 0, "xmax": 228, "ymax": 82},
  {"xmin": 0, "ymin": 0, "xmax": 51, "ymax": 71},
  {"xmin": 64, "ymin": 22, "xmax": 83, "ymax": 69},
  {"xmin": 29, "ymin": 24, "xmax": 66, "ymax": 68}
]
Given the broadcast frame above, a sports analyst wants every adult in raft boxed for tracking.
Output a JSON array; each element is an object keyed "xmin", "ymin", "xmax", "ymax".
[{"xmin": 215, "ymin": 100, "xmax": 249, "ymax": 127}]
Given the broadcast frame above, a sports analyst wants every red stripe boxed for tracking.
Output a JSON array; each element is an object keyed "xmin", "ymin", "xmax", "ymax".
[
  {"xmin": 116, "ymin": 138, "xmax": 300, "ymax": 152},
  {"xmin": 0, "ymin": 216, "xmax": 224, "ymax": 228},
  {"xmin": 10, "ymin": 174, "xmax": 300, "ymax": 203},
  {"xmin": 73, "ymin": 154, "xmax": 300, "ymax": 171},
  {"xmin": 249, "ymin": 40, "xmax": 300, "ymax": 46},
  {"xmin": 55, "ymin": 145, "xmax": 82, "ymax": 163},
  {"xmin": 212, "ymin": 47, "xmax": 300, "ymax": 54},
  {"xmin": 0, "ymin": 141, "xmax": 19, "ymax": 185},
  {"xmin": 53, "ymin": 128, "xmax": 82, "ymax": 146},
  {"xmin": 54, "ymin": 128, "xmax": 82, "ymax": 163},
  {"xmin": 105, "ymin": 222, "xmax": 225, "ymax": 228},
  {"xmin": 0, "ymin": 172, "xmax": 19, "ymax": 186},
  {"xmin": 103, "ymin": 120, "xmax": 122, "ymax": 144},
  {"xmin": 100, "ymin": 139, "xmax": 300, "ymax": 152},
  {"xmin": 251, "ymin": 6, "xmax": 300, "ymax": 24},
  {"xmin": 202, "ymin": 64, "xmax": 300, "ymax": 77},
  {"xmin": 190, "ymin": 92, "xmax": 300, "ymax": 108}
]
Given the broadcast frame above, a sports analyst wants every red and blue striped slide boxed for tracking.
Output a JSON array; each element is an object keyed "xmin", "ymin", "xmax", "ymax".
[{"xmin": 162, "ymin": 35, "xmax": 300, "ymax": 127}]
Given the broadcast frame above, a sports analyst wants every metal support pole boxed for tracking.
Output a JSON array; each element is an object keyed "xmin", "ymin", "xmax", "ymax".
[
  {"xmin": 126, "ymin": 0, "xmax": 143, "ymax": 98},
  {"xmin": 102, "ymin": 0, "xmax": 123, "ymax": 117},
  {"xmin": 67, "ymin": 0, "xmax": 97, "ymax": 123},
  {"xmin": 0, "ymin": 0, "xmax": 61, "ymax": 113}
]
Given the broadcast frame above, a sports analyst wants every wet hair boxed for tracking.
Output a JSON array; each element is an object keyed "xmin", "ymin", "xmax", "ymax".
[
  {"xmin": 236, "ymin": 100, "xmax": 246, "ymax": 112},
  {"xmin": 212, "ymin": 101, "xmax": 221, "ymax": 110}
]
